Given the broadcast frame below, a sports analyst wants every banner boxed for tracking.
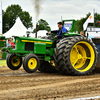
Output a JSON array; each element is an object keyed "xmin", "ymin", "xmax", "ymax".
[
  {"xmin": 83, "ymin": 10, "xmax": 94, "ymax": 31},
  {"xmin": 64, "ymin": 21, "xmax": 73, "ymax": 31},
  {"xmin": 0, "ymin": 1, "xmax": 2, "ymax": 35}
]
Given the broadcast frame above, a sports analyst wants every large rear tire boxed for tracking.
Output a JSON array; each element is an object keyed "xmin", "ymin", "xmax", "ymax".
[
  {"xmin": 7, "ymin": 54, "xmax": 22, "ymax": 70},
  {"xmin": 54, "ymin": 37, "xmax": 98, "ymax": 75},
  {"xmin": 53, "ymin": 37, "xmax": 73, "ymax": 75}
]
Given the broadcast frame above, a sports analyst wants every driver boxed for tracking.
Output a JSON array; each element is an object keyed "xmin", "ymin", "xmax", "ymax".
[{"xmin": 49, "ymin": 22, "xmax": 68, "ymax": 39}]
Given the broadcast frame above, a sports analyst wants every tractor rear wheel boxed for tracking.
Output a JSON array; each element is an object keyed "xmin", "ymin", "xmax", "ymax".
[
  {"xmin": 54, "ymin": 37, "xmax": 98, "ymax": 75},
  {"xmin": 53, "ymin": 37, "xmax": 73, "ymax": 75},
  {"xmin": 23, "ymin": 54, "xmax": 40, "ymax": 73},
  {"xmin": 7, "ymin": 54, "xmax": 22, "ymax": 70},
  {"xmin": 38, "ymin": 61, "xmax": 58, "ymax": 73}
]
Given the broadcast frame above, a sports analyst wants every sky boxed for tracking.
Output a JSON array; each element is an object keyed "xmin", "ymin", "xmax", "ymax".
[{"xmin": 2, "ymin": 0, "xmax": 100, "ymax": 30}]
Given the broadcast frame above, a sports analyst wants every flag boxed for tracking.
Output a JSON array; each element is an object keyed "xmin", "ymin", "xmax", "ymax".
[
  {"xmin": 0, "ymin": 1, "xmax": 2, "ymax": 34},
  {"xmin": 83, "ymin": 10, "xmax": 94, "ymax": 31}
]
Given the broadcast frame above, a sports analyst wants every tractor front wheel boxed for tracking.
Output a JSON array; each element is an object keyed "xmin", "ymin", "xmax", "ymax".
[
  {"xmin": 23, "ymin": 54, "xmax": 40, "ymax": 73},
  {"xmin": 7, "ymin": 54, "xmax": 22, "ymax": 70}
]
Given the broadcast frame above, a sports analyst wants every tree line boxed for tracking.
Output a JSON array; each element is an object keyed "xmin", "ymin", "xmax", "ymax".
[
  {"xmin": 2, "ymin": 4, "xmax": 51, "ymax": 34},
  {"xmin": 2, "ymin": 4, "xmax": 100, "ymax": 34}
]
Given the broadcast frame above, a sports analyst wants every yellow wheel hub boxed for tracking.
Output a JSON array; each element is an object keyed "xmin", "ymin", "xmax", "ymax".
[
  {"xmin": 78, "ymin": 54, "xmax": 82, "ymax": 59},
  {"xmin": 11, "ymin": 56, "xmax": 20, "ymax": 67},
  {"xmin": 70, "ymin": 41, "xmax": 95, "ymax": 72},
  {"xmin": 28, "ymin": 58, "xmax": 37, "ymax": 69}
]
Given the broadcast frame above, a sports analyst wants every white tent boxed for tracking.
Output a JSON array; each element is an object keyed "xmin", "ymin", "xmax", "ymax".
[
  {"xmin": 3, "ymin": 17, "xmax": 28, "ymax": 38},
  {"xmin": 30, "ymin": 30, "xmax": 48, "ymax": 38}
]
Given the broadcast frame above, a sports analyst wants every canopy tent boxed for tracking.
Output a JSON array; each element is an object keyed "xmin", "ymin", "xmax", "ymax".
[{"xmin": 3, "ymin": 17, "xmax": 28, "ymax": 38}]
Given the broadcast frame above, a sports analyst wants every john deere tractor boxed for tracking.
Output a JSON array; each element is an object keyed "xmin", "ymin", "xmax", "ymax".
[{"xmin": 2, "ymin": 19, "xmax": 98, "ymax": 75}]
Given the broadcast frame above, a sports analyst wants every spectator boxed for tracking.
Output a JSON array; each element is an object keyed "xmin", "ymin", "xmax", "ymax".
[
  {"xmin": 7, "ymin": 39, "xmax": 11, "ymax": 47},
  {"xmin": 80, "ymin": 31, "xmax": 84, "ymax": 36},
  {"xmin": 9, "ymin": 37, "xmax": 12, "ymax": 42},
  {"xmin": 10, "ymin": 38, "xmax": 15, "ymax": 49}
]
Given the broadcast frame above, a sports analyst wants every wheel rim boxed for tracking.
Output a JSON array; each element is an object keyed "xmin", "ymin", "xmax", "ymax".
[
  {"xmin": 11, "ymin": 56, "xmax": 20, "ymax": 67},
  {"xmin": 28, "ymin": 58, "xmax": 37, "ymax": 69},
  {"xmin": 70, "ymin": 41, "xmax": 95, "ymax": 72}
]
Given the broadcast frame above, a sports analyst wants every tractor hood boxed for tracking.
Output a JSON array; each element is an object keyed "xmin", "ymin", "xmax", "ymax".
[
  {"xmin": 2, "ymin": 36, "xmax": 53, "ymax": 53},
  {"xmin": 14, "ymin": 36, "xmax": 53, "ymax": 45}
]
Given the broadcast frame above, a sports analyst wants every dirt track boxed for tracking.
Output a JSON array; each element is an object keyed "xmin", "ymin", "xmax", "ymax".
[{"xmin": 0, "ymin": 66, "xmax": 100, "ymax": 100}]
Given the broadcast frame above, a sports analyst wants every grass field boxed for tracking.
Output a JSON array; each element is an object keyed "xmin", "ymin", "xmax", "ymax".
[{"xmin": 0, "ymin": 60, "xmax": 7, "ymax": 67}]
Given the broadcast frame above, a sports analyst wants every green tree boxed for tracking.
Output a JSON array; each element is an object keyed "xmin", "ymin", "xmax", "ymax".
[
  {"xmin": 3, "ymin": 4, "xmax": 33, "ymax": 33},
  {"xmin": 74, "ymin": 12, "xmax": 100, "ymax": 33},
  {"xmin": 19, "ymin": 11, "xmax": 33, "ymax": 29},
  {"xmin": 33, "ymin": 19, "xmax": 51, "ymax": 32}
]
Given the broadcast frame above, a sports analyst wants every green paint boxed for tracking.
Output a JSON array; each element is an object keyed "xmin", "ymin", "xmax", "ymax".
[
  {"xmin": 0, "ymin": 36, "xmax": 6, "ymax": 47},
  {"xmin": 15, "ymin": 37, "xmax": 25, "ymax": 50},
  {"xmin": 64, "ymin": 32, "xmax": 81, "ymax": 36},
  {"xmin": 0, "ymin": 36, "xmax": 7, "ymax": 59},
  {"xmin": 0, "ymin": 36, "xmax": 5, "ymax": 39},
  {"xmin": 50, "ymin": 48, "xmax": 54, "ymax": 56},
  {"xmin": 34, "ymin": 43, "xmax": 46, "ymax": 54},
  {"xmin": 15, "ymin": 36, "xmax": 53, "ymax": 43},
  {"xmin": 45, "ymin": 56, "xmax": 50, "ymax": 61},
  {"xmin": 2, "ymin": 52, "xmax": 7, "ymax": 59}
]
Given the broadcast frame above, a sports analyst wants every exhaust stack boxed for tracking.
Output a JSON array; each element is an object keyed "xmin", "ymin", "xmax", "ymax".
[{"xmin": 35, "ymin": 23, "xmax": 38, "ymax": 38}]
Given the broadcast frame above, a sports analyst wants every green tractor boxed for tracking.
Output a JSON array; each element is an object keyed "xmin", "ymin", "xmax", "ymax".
[
  {"xmin": 2, "ymin": 20, "xmax": 98, "ymax": 75},
  {"xmin": 0, "ymin": 36, "xmax": 7, "ymax": 59}
]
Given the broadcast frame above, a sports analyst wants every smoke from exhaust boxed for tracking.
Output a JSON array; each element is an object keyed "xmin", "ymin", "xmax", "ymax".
[{"xmin": 31, "ymin": 0, "xmax": 44, "ymax": 20}]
